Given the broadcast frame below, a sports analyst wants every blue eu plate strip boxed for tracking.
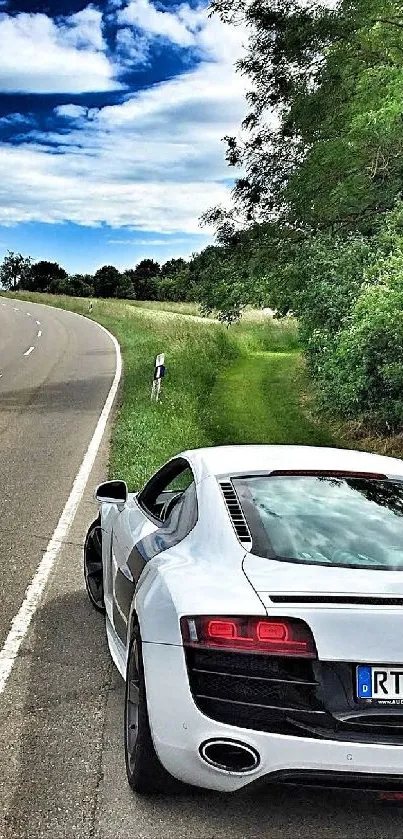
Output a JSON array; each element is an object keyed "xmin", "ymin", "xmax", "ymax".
[{"xmin": 357, "ymin": 666, "xmax": 372, "ymax": 699}]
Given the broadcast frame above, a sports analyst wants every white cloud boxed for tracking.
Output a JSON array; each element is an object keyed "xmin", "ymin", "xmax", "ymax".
[
  {"xmin": 0, "ymin": 141, "xmax": 234, "ymax": 232},
  {"xmin": 115, "ymin": 26, "xmax": 150, "ymax": 66},
  {"xmin": 0, "ymin": 11, "xmax": 121, "ymax": 93},
  {"xmin": 54, "ymin": 105, "xmax": 88, "ymax": 121},
  {"xmin": 59, "ymin": 5, "xmax": 105, "ymax": 51},
  {"xmin": 109, "ymin": 236, "xmax": 202, "ymax": 245},
  {"xmin": 117, "ymin": 0, "xmax": 245, "ymax": 64},
  {"xmin": 118, "ymin": 0, "xmax": 198, "ymax": 47},
  {"xmin": 0, "ymin": 112, "xmax": 34, "ymax": 126},
  {"xmin": 0, "ymin": 2, "xmax": 247, "ymax": 234}
]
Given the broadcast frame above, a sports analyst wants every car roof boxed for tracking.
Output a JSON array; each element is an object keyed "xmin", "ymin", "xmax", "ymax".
[{"xmin": 182, "ymin": 445, "xmax": 403, "ymax": 483}]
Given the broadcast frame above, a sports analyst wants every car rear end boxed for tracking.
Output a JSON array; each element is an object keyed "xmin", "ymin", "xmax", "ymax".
[
  {"xmin": 144, "ymin": 463, "xmax": 403, "ymax": 792},
  {"xmin": 142, "ymin": 604, "xmax": 403, "ymax": 793}
]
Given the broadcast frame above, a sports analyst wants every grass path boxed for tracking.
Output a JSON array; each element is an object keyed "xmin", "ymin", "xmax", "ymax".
[{"xmin": 208, "ymin": 351, "xmax": 335, "ymax": 447}]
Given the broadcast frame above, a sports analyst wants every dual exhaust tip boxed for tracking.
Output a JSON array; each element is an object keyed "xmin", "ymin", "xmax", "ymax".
[{"xmin": 200, "ymin": 739, "xmax": 260, "ymax": 774}]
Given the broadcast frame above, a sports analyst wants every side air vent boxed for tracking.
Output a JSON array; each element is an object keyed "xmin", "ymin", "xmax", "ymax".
[
  {"xmin": 270, "ymin": 596, "xmax": 403, "ymax": 607},
  {"xmin": 219, "ymin": 481, "xmax": 252, "ymax": 549}
]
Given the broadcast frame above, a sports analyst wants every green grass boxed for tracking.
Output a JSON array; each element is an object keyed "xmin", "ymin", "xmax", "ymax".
[
  {"xmin": 3, "ymin": 291, "xmax": 335, "ymax": 487},
  {"xmin": 128, "ymin": 300, "xmax": 203, "ymax": 316},
  {"xmin": 207, "ymin": 351, "xmax": 334, "ymax": 447}
]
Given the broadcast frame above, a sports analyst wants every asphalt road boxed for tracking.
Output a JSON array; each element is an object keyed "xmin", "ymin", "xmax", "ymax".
[{"xmin": 0, "ymin": 297, "xmax": 401, "ymax": 839}]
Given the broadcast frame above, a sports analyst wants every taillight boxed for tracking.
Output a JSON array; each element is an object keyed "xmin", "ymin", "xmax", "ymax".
[{"xmin": 180, "ymin": 616, "xmax": 317, "ymax": 658}]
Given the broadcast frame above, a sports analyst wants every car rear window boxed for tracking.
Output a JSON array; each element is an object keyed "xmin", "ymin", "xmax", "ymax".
[{"xmin": 233, "ymin": 475, "xmax": 403, "ymax": 570}]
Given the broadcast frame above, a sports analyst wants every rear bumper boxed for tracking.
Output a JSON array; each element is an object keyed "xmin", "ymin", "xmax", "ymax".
[{"xmin": 142, "ymin": 642, "xmax": 403, "ymax": 793}]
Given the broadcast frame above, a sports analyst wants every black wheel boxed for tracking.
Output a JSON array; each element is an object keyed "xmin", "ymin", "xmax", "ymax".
[
  {"xmin": 124, "ymin": 626, "xmax": 183, "ymax": 794},
  {"xmin": 83, "ymin": 516, "xmax": 105, "ymax": 613}
]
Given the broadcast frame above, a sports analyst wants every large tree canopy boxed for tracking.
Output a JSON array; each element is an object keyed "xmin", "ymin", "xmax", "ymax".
[
  {"xmin": 0, "ymin": 251, "xmax": 32, "ymax": 290},
  {"xmin": 26, "ymin": 260, "xmax": 68, "ymax": 292},
  {"xmin": 209, "ymin": 0, "xmax": 403, "ymax": 229}
]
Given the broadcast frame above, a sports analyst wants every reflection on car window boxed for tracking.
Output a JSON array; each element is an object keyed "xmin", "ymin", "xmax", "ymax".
[
  {"xmin": 165, "ymin": 467, "xmax": 194, "ymax": 493},
  {"xmin": 139, "ymin": 459, "xmax": 196, "ymax": 521},
  {"xmin": 233, "ymin": 476, "xmax": 403, "ymax": 570}
]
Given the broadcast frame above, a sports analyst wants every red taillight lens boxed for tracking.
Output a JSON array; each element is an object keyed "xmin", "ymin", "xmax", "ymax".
[
  {"xmin": 207, "ymin": 619, "xmax": 238, "ymax": 640},
  {"xmin": 379, "ymin": 792, "xmax": 403, "ymax": 801},
  {"xmin": 181, "ymin": 616, "xmax": 316, "ymax": 658}
]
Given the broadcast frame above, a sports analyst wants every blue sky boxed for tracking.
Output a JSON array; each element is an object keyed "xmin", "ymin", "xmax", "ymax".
[{"xmin": 0, "ymin": 0, "xmax": 246, "ymax": 272}]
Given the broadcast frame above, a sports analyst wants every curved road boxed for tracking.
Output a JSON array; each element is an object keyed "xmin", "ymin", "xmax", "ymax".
[
  {"xmin": 0, "ymin": 299, "xmax": 401, "ymax": 838},
  {"xmin": 0, "ymin": 298, "xmax": 116, "ymax": 650}
]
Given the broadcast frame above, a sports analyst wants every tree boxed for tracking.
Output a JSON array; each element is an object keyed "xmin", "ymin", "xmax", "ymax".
[
  {"xmin": 116, "ymin": 270, "xmax": 135, "ymax": 299},
  {"xmin": 209, "ymin": 0, "xmax": 403, "ymax": 230},
  {"xmin": 160, "ymin": 258, "xmax": 187, "ymax": 277},
  {"xmin": 93, "ymin": 265, "xmax": 121, "ymax": 298},
  {"xmin": 130, "ymin": 259, "xmax": 160, "ymax": 299},
  {"xmin": 0, "ymin": 250, "xmax": 32, "ymax": 290},
  {"xmin": 25, "ymin": 260, "xmax": 68, "ymax": 292},
  {"xmin": 68, "ymin": 274, "xmax": 94, "ymax": 297}
]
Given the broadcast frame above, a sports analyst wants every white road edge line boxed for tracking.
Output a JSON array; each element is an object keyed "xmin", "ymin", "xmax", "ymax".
[
  {"xmin": 37, "ymin": 330, "xmax": 42, "ymax": 338},
  {"xmin": 0, "ymin": 316, "xmax": 122, "ymax": 695},
  {"xmin": 24, "ymin": 346, "xmax": 35, "ymax": 357}
]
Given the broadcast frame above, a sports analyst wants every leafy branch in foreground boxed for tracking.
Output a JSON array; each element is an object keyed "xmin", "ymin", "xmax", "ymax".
[{"xmin": 209, "ymin": 0, "xmax": 403, "ymax": 229}]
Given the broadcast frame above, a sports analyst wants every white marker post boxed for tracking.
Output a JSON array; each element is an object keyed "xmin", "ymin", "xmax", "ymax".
[{"xmin": 151, "ymin": 353, "xmax": 166, "ymax": 402}]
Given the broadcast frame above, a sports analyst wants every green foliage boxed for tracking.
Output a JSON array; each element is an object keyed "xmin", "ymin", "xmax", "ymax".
[
  {"xmin": 94, "ymin": 265, "xmax": 121, "ymax": 298},
  {"xmin": 160, "ymin": 258, "xmax": 187, "ymax": 277},
  {"xmin": 209, "ymin": 0, "xmax": 403, "ymax": 228},
  {"xmin": 25, "ymin": 260, "xmax": 68, "ymax": 292},
  {"xmin": 314, "ymin": 230, "xmax": 403, "ymax": 431},
  {"xmin": 0, "ymin": 250, "xmax": 32, "ymax": 290},
  {"xmin": 128, "ymin": 259, "xmax": 160, "ymax": 300}
]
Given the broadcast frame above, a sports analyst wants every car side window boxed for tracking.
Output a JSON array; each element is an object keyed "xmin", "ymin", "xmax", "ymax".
[
  {"xmin": 164, "ymin": 467, "xmax": 194, "ymax": 494},
  {"xmin": 137, "ymin": 458, "xmax": 196, "ymax": 524},
  {"xmin": 162, "ymin": 481, "xmax": 197, "ymax": 533}
]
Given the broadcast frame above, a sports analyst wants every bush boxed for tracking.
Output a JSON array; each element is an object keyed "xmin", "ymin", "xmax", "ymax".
[{"xmin": 317, "ymin": 264, "xmax": 403, "ymax": 432}]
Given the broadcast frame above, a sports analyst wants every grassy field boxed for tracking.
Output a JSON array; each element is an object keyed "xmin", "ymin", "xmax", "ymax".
[{"xmin": 3, "ymin": 291, "xmax": 337, "ymax": 487}]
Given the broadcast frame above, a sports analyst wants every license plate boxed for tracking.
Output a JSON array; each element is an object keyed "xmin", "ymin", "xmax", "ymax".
[{"xmin": 357, "ymin": 665, "xmax": 403, "ymax": 700}]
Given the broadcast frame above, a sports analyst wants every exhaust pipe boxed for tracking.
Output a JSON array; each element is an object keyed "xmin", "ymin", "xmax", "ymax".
[{"xmin": 200, "ymin": 739, "xmax": 260, "ymax": 773}]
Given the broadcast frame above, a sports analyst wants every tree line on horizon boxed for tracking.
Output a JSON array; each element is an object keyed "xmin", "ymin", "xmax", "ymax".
[{"xmin": 0, "ymin": 252, "xmax": 200, "ymax": 303}]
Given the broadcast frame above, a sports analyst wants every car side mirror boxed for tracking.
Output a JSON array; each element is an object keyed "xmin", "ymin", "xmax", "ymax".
[{"xmin": 95, "ymin": 480, "xmax": 128, "ymax": 505}]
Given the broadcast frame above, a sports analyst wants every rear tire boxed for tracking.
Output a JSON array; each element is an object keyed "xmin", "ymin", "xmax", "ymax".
[
  {"xmin": 83, "ymin": 516, "xmax": 105, "ymax": 613},
  {"xmin": 124, "ymin": 626, "xmax": 183, "ymax": 795}
]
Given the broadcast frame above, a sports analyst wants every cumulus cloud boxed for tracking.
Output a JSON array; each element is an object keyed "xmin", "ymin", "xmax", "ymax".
[
  {"xmin": 117, "ymin": 0, "xmax": 245, "ymax": 64},
  {"xmin": 0, "ymin": 11, "xmax": 121, "ymax": 93},
  {"xmin": 59, "ymin": 5, "xmax": 105, "ymax": 51},
  {"xmin": 118, "ymin": 0, "xmax": 200, "ymax": 47},
  {"xmin": 0, "ymin": 112, "xmax": 35, "ymax": 126},
  {"xmin": 0, "ymin": 1, "xmax": 247, "ymax": 233},
  {"xmin": 115, "ymin": 26, "xmax": 150, "ymax": 66},
  {"xmin": 108, "ymin": 236, "xmax": 200, "ymax": 245},
  {"xmin": 54, "ymin": 105, "xmax": 89, "ymax": 121},
  {"xmin": 0, "ymin": 62, "xmax": 245, "ymax": 231}
]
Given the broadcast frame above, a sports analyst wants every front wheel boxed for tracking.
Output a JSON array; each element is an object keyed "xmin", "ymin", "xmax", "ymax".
[
  {"xmin": 83, "ymin": 516, "xmax": 105, "ymax": 613},
  {"xmin": 124, "ymin": 626, "xmax": 183, "ymax": 794}
]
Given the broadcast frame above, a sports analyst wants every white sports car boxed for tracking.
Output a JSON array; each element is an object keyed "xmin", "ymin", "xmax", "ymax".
[{"xmin": 84, "ymin": 445, "xmax": 403, "ymax": 795}]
